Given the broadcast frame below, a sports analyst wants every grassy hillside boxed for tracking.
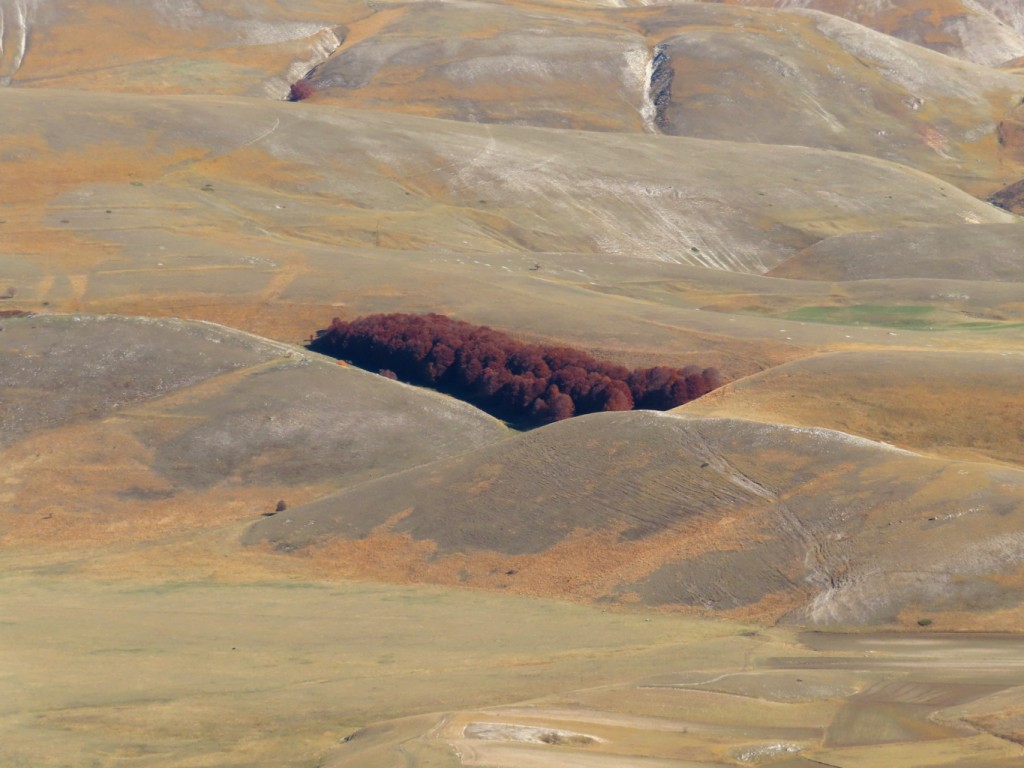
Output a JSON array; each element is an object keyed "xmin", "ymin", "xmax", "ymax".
[
  {"xmin": 717, "ymin": 0, "xmax": 1024, "ymax": 66},
  {"xmin": 246, "ymin": 410, "xmax": 1024, "ymax": 627},
  {"xmin": 0, "ymin": 314, "xmax": 506, "ymax": 547},
  {"xmin": 4, "ymin": 1, "xmax": 1024, "ymax": 765},
  {"xmin": 682, "ymin": 350, "xmax": 1024, "ymax": 465}
]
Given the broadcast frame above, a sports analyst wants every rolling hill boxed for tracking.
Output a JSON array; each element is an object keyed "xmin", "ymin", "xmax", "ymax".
[
  {"xmin": 245, "ymin": 409, "xmax": 1024, "ymax": 628},
  {"xmin": 4, "ymin": 1, "xmax": 1024, "ymax": 765},
  {"xmin": 0, "ymin": 314, "xmax": 506, "ymax": 547},
  {"xmin": 717, "ymin": 0, "xmax": 1024, "ymax": 66}
]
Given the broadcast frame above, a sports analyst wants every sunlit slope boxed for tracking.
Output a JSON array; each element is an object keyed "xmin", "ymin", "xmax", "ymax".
[
  {"xmin": 4, "ymin": 5, "xmax": 1023, "ymax": 382},
  {"xmin": 770, "ymin": 222, "xmax": 1024, "ymax": 282},
  {"xmin": 0, "ymin": 314, "xmax": 506, "ymax": 547},
  {"xmin": 308, "ymin": 0, "xmax": 653, "ymax": 132},
  {"xmin": 0, "ymin": 88, "xmax": 1012, "ymax": 318},
  {"xmin": 0, "ymin": 0, "xmax": 364, "ymax": 96},
  {"xmin": 681, "ymin": 350, "xmax": 1024, "ymax": 466},
  {"xmin": 6, "ymin": 1, "xmax": 1023, "ymax": 189},
  {"xmin": 281, "ymin": 2, "xmax": 1024, "ymax": 191},
  {"xmin": 245, "ymin": 410, "xmax": 1024, "ymax": 627},
  {"xmin": 635, "ymin": 4, "xmax": 1023, "ymax": 194},
  {"xmin": 4, "ymin": 2, "xmax": 1024, "ymax": 766},
  {"xmin": 716, "ymin": 0, "xmax": 1024, "ymax": 67}
]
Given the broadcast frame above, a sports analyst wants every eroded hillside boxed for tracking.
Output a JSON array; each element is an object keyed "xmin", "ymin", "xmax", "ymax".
[{"xmin": 3, "ymin": 1, "xmax": 1024, "ymax": 765}]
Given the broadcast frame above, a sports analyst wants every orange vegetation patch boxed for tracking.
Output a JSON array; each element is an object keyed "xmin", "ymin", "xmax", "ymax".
[
  {"xmin": 722, "ymin": 588, "xmax": 810, "ymax": 624},
  {"xmin": 183, "ymin": 144, "xmax": 317, "ymax": 192},
  {"xmin": 15, "ymin": 4, "xmax": 198, "ymax": 84},
  {"xmin": 682, "ymin": 352, "xmax": 1024, "ymax": 467},
  {"xmin": 2, "ymin": 136, "xmax": 206, "ymax": 207},
  {"xmin": 333, "ymin": 5, "xmax": 410, "ymax": 52},
  {"xmin": 0, "ymin": 406, "xmax": 326, "ymax": 549},
  {"xmin": 1, "ymin": 136, "xmax": 208, "ymax": 271},
  {"xmin": 282, "ymin": 498, "xmax": 794, "ymax": 618}
]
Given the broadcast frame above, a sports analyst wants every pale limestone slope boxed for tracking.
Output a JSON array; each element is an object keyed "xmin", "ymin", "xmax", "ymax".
[{"xmin": 714, "ymin": 0, "xmax": 1024, "ymax": 66}]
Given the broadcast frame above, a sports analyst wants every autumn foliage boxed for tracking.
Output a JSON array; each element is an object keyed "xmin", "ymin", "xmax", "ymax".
[
  {"xmin": 287, "ymin": 78, "xmax": 317, "ymax": 102},
  {"xmin": 310, "ymin": 313, "xmax": 723, "ymax": 426}
]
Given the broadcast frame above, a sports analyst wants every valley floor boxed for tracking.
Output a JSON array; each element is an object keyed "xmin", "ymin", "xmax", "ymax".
[{"xmin": 2, "ymin": 537, "xmax": 1023, "ymax": 767}]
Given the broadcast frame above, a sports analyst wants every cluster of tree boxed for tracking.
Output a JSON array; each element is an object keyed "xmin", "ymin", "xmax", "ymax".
[
  {"xmin": 310, "ymin": 313, "xmax": 723, "ymax": 425},
  {"xmin": 287, "ymin": 78, "xmax": 317, "ymax": 102}
]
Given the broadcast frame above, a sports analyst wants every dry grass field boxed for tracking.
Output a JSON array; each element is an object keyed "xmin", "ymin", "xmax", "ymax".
[
  {"xmin": 3, "ymin": 0, "xmax": 1024, "ymax": 765},
  {"xmin": 4, "ymin": 557, "xmax": 1023, "ymax": 767}
]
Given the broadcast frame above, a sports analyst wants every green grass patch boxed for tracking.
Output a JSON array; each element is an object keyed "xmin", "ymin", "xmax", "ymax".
[
  {"xmin": 787, "ymin": 304, "xmax": 936, "ymax": 328},
  {"xmin": 787, "ymin": 304, "xmax": 1024, "ymax": 331}
]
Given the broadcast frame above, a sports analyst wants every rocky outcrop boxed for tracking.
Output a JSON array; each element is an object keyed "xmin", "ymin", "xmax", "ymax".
[
  {"xmin": 996, "ymin": 100, "xmax": 1024, "ymax": 169},
  {"xmin": 649, "ymin": 44, "xmax": 673, "ymax": 132}
]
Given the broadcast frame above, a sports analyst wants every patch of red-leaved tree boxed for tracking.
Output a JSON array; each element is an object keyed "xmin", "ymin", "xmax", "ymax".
[
  {"xmin": 287, "ymin": 78, "xmax": 317, "ymax": 102},
  {"xmin": 310, "ymin": 313, "xmax": 723, "ymax": 426}
]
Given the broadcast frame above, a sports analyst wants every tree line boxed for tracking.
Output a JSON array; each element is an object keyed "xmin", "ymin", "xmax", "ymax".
[{"xmin": 310, "ymin": 313, "xmax": 723, "ymax": 426}]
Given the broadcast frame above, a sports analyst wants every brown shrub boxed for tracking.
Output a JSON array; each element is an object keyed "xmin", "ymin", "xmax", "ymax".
[{"xmin": 287, "ymin": 79, "xmax": 317, "ymax": 102}]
